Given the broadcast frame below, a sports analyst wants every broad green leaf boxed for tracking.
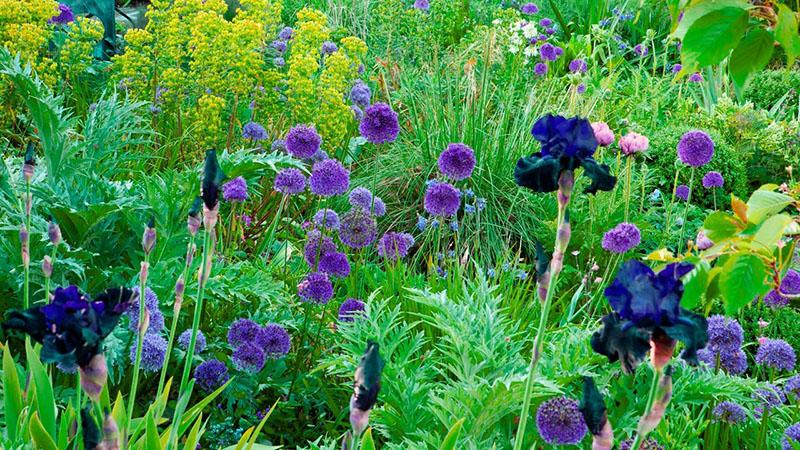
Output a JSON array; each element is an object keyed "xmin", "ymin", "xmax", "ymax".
[
  {"xmin": 776, "ymin": 4, "xmax": 800, "ymax": 67},
  {"xmin": 703, "ymin": 211, "xmax": 740, "ymax": 242},
  {"xmin": 439, "ymin": 418, "xmax": 465, "ymax": 450},
  {"xmin": 719, "ymin": 253, "xmax": 769, "ymax": 314},
  {"xmin": 26, "ymin": 340, "xmax": 57, "ymax": 439},
  {"xmin": 681, "ymin": 7, "xmax": 748, "ymax": 70},
  {"xmin": 681, "ymin": 261, "xmax": 710, "ymax": 309},
  {"xmin": 29, "ymin": 411, "xmax": 58, "ymax": 450},
  {"xmin": 3, "ymin": 344, "xmax": 23, "ymax": 442},
  {"xmin": 729, "ymin": 29, "xmax": 774, "ymax": 97},
  {"xmin": 746, "ymin": 189, "xmax": 795, "ymax": 224},
  {"xmin": 671, "ymin": 0, "xmax": 750, "ymax": 39},
  {"xmin": 145, "ymin": 409, "xmax": 162, "ymax": 450},
  {"xmin": 360, "ymin": 428, "xmax": 376, "ymax": 450},
  {"xmin": 753, "ymin": 214, "xmax": 792, "ymax": 252}
]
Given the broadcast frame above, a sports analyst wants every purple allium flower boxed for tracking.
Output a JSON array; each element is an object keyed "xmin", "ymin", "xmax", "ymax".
[
  {"xmin": 49, "ymin": 3, "xmax": 75, "ymax": 24},
  {"xmin": 781, "ymin": 269, "xmax": 800, "ymax": 295},
  {"xmin": 274, "ymin": 168, "xmax": 307, "ymax": 195},
  {"xmin": 568, "ymin": 58, "xmax": 587, "ymax": 73},
  {"xmin": 554, "ymin": 46, "xmax": 563, "ymax": 56},
  {"xmin": 601, "ymin": 222, "xmax": 641, "ymax": 253},
  {"xmin": 130, "ymin": 333, "xmax": 167, "ymax": 372},
  {"xmin": 338, "ymin": 208, "xmax": 378, "ymax": 249},
  {"xmin": 699, "ymin": 348, "xmax": 748, "ymax": 375},
  {"xmin": 298, "ymin": 271, "xmax": 334, "ymax": 304},
  {"xmin": 713, "ymin": 401, "xmax": 747, "ymax": 424},
  {"xmin": 754, "ymin": 384, "xmax": 787, "ymax": 418},
  {"xmin": 304, "ymin": 229, "xmax": 337, "ymax": 268},
  {"xmin": 702, "ymin": 171, "xmax": 724, "ymax": 189},
  {"xmin": 321, "ymin": 41, "xmax": 338, "ymax": 55},
  {"xmin": 534, "ymin": 62, "xmax": 548, "ymax": 76},
  {"xmin": 756, "ymin": 338, "xmax": 796, "ymax": 372},
  {"xmin": 438, "ymin": 143, "xmax": 476, "ymax": 180},
  {"xmin": 765, "ymin": 290, "xmax": 790, "ymax": 308},
  {"xmin": 178, "ymin": 329, "xmax": 207, "ymax": 353},
  {"xmin": 675, "ymin": 184, "xmax": 690, "ymax": 201},
  {"xmin": 348, "ymin": 187, "xmax": 385, "ymax": 216},
  {"xmin": 271, "ymin": 139, "xmax": 286, "ymax": 153},
  {"xmin": 688, "ymin": 72, "xmax": 704, "ymax": 82},
  {"xmin": 413, "ymin": 0, "xmax": 430, "ymax": 11},
  {"xmin": 352, "ymin": 105, "xmax": 364, "ymax": 120},
  {"xmin": 223, "ymin": 176, "xmax": 248, "ymax": 202},
  {"xmin": 546, "ymin": 27, "xmax": 556, "ymax": 35},
  {"xmin": 424, "ymin": 182, "xmax": 461, "ymax": 217},
  {"xmin": 360, "ymin": 103, "xmax": 400, "ymax": 144},
  {"xmin": 539, "ymin": 43, "xmax": 558, "ymax": 61},
  {"xmin": 618, "ymin": 132, "xmax": 649, "ymax": 156},
  {"xmin": 231, "ymin": 342, "xmax": 266, "ymax": 373},
  {"xmin": 706, "ymin": 315, "xmax": 744, "ymax": 352},
  {"xmin": 273, "ymin": 57, "xmax": 285, "ymax": 67},
  {"xmin": 591, "ymin": 122, "xmax": 615, "ymax": 146},
  {"xmin": 309, "ymin": 159, "xmax": 350, "ymax": 197},
  {"xmin": 194, "ymin": 359, "xmax": 229, "ymax": 392},
  {"xmin": 350, "ymin": 80, "xmax": 371, "ymax": 108},
  {"xmin": 278, "ymin": 26, "xmax": 293, "ymax": 40},
  {"xmin": 672, "ymin": 64, "xmax": 682, "ymax": 74},
  {"xmin": 521, "ymin": 3, "xmax": 539, "ymax": 14},
  {"xmin": 372, "ymin": 197, "xmax": 387, "ymax": 217},
  {"xmin": 227, "ymin": 319, "xmax": 262, "ymax": 348},
  {"xmin": 286, "ymin": 125, "xmax": 322, "ymax": 159},
  {"xmin": 539, "ymin": 18, "xmax": 553, "ymax": 27},
  {"xmin": 377, "ymin": 232, "xmax": 415, "ymax": 261},
  {"xmin": 260, "ymin": 323, "xmax": 291, "ymax": 358},
  {"xmin": 785, "ymin": 374, "xmax": 800, "ymax": 401},
  {"xmin": 319, "ymin": 251, "xmax": 351, "ymax": 278},
  {"xmin": 338, "ymin": 298, "xmax": 366, "ymax": 322},
  {"xmin": 633, "ymin": 43, "xmax": 649, "ymax": 57},
  {"xmin": 313, "ymin": 209, "xmax": 340, "ymax": 230},
  {"xmin": 271, "ymin": 39, "xmax": 287, "ymax": 53},
  {"xmin": 307, "ymin": 149, "xmax": 329, "ymax": 163},
  {"xmin": 785, "ymin": 423, "xmax": 800, "ymax": 450},
  {"xmin": 576, "ymin": 83, "xmax": 586, "ymax": 94},
  {"xmin": 242, "ymin": 122, "xmax": 268, "ymax": 141},
  {"xmin": 127, "ymin": 287, "xmax": 163, "ymax": 334},
  {"xmin": 620, "ymin": 437, "xmax": 664, "ymax": 450},
  {"xmin": 678, "ymin": 130, "xmax": 714, "ymax": 167},
  {"xmin": 535, "ymin": 397, "xmax": 588, "ymax": 445}
]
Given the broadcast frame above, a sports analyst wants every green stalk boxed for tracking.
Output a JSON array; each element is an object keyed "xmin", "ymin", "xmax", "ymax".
[
  {"xmin": 260, "ymin": 195, "xmax": 287, "ymax": 260},
  {"xmin": 629, "ymin": 367, "xmax": 663, "ymax": 450},
  {"xmin": 676, "ymin": 168, "xmax": 696, "ymax": 254},
  {"xmin": 624, "ymin": 156, "xmax": 633, "ymax": 221},
  {"xmin": 43, "ymin": 245, "xmax": 57, "ymax": 302},
  {"xmin": 23, "ymin": 180, "xmax": 31, "ymax": 308},
  {"xmin": 126, "ymin": 252, "xmax": 151, "ymax": 445},
  {"xmin": 179, "ymin": 228, "xmax": 213, "ymax": 392}
]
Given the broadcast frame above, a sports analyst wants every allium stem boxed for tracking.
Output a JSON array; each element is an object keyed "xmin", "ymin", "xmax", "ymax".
[
  {"xmin": 676, "ymin": 168, "xmax": 695, "ymax": 254},
  {"xmin": 22, "ymin": 180, "xmax": 31, "ymax": 309},
  {"xmin": 126, "ymin": 253, "xmax": 151, "ymax": 445},
  {"xmin": 179, "ymin": 227, "xmax": 213, "ymax": 392},
  {"xmin": 513, "ymin": 171, "xmax": 573, "ymax": 450},
  {"xmin": 261, "ymin": 195, "xmax": 287, "ymax": 260},
  {"xmin": 624, "ymin": 157, "xmax": 632, "ymax": 221}
]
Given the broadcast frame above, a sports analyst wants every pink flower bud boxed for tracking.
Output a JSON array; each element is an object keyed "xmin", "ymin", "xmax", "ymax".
[
  {"xmin": 23, "ymin": 162, "xmax": 35, "ymax": 183},
  {"xmin": 79, "ymin": 354, "xmax": 108, "ymax": 401},
  {"xmin": 637, "ymin": 369, "xmax": 673, "ymax": 435},
  {"xmin": 203, "ymin": 204, "xmax": 219, "ymax": 230},
  {"xmin": 48, "ymin": 221, "xmax": 62, "ymax": 246},
  {"xmin": 42, "ymin": 255, "xmax": 53, "ymax": 278},
  {"xmin": 19, "ymin": 225, "xmax": 29, "ymax": 266},
  {"xmin": 187, "ymin": 214, "xmax": 201, "ymax": 236},
  {"xmin": 142, "ymin": 225, "xmax": 157, "ymax": 255},
  {"xmin": 139, "ymin": 261, "xmax": 149, "ymax": 285},
  {"xmin": 97, "ymin": 413, "xmax": 120, "ymax": 450}
]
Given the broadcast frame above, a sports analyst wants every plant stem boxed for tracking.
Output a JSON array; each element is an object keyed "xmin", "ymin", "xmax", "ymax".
[
  {"xmin": 43, "ymin": 245, "xmax": 57, "ymax": 302},
  {"xmin": 23, "ymin": 180, "xmax": 31, "ymax": 309},
  {"xmin": 630, "ymin": 366, "xmax": 663, "ymax": 450},
  {"xmin": 676, "ymin": 167, "xmax": 696, "ymax": 254},
  {"xmin": 179, "ymin": 228, "xmax": 213, "ymax": 392},
  {"xmin": 126, "ymin": 252, "xmax": 151, "ymax": 445},
  {"xmin": 624, "ymin": 156, "xmax": 633, "ymax": 221}
]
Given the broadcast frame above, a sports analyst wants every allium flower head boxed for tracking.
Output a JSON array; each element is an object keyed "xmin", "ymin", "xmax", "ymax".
[
  {"xmin": 50, "ymin": 3, "xmax": 75, "ymax": 24},
  {"xmin": 672, "ymin": 63, "xmax": 682, "ymax": 73},
  {"xmin": 515, "ymin": 114, "xmax": 616, "ymax": 194},
  {"xmin": 313, "ymin": 209, "xmax": 340, "ymax": 230},
  {"xmin": 130, "ymin": 333, "xmax": 167, "ymax": 372},
  {"xmin": 261, "ymin": 323, "xmax": 291, "ymax": 358},
  {"xmin": 223, "ymin": 176, "xmax": 248, "ymax": 202},
  {"xmin": 242, "ymin": 122, "xmax": 268, "ymax": 141},
  {"xmin": 438, "ymin": 143, "xmax": 476, "ymax": 180},
  {"xmin": 534, "ymin": 62, "xmax": 548, "ymax": 76},
  {"xmin": 278, "ymin": 27, "xmax": 293, "ymax": 40},
  {"xmin": 618, "ymin": 132, "xmax": 649, "ymax": 156},
  {"xmin": 339, "ymin": 298, "xmax": 366, "ymax": 322},
  {"xmin": 286, "ymin": 125, "xmax": 322, "ymax": 159},
  {"xmin": 785, "ymin": 423, "xmax": 800, "ymax": 450},
  {"xmin": 521, "ymin": 3, "xmax": 539, "ymax": 14},
  {"xmin": 228, "ymin": 319, "xmax": 263, "ymax": 348},
  {"xmin": 350, "ymin": 80, "xmax": 371, "ymax": 108},
  {"xmin": 274, "ymin": 168, "xmax": 307, "ymax": 195},
  {"xmin": 713, "ymin": 401, "xmax": 747, "ymax": 424},
  {"xmin": 349, "ymin": 187, "xmax": 386, "ymax": 216},
  {"xmin": 754, "ymin": 384, "xmax": 786, "ymax": 418},
  {"xmin": 539, "ymin": 43, "xmax": 558, "ymax": 61},
  {"xmin": 688, "ymin": 72, "xmax": 704, "ymax": 82},
  {"xmin": 338, "ymin": 208, "xmax": 378, "ymax": 249},
  {"xmin": 781, "ymin": 269, "xmax": 800, "ymax": 295},
  {"xmin": 231, "ymin": 342, "xmax": 266, "ymax": 373},
  {"xmin": 702, "ymin": 171, "xmax": 724, "ymax": 189},
  {"xmin": 273, "ymin": 57, "xmax": 285, "ymax": 67},
  {"xmin": 676, "ymin": 184, "xmax": 690, "ymax": 201},
  {"xmin": 298, "ymin": 272, "xmax": 334, "ymax": 304},
  {"xmin": 377, "ymin": 232, "xmax": 415, "ymax": 261},
  {"xmin": 271, "ymin": 39, "xmax": 287, "ymax": 53},
  {"xmin": 360, "ymin": 103, "xmax": 400, "ymax": 144},
  {"xmin": 194, "ymin": 359, "xmax": 229, "ymax": 392},
  {"xmin": 765, "ymin": 289, "xmax": 790, "ymax": 308},
  {"xmin": 706, "ymin": 315, "xmax": 744, "ymax": 352},
  {"xmin": 310, "ymin": 159, "xmax": 350, "ymax": 197},
  {"xmin": 127, "ymin": 287, "xmax": 163, "ymax": 335},
  {"xmin": 569, "ymin": 58, "xmax": 587, "ymax": 73},
  {"xmin": 785, "ymin": 374, "xmax": 800, "ymax": 401},
  {"xmin": 304, "ymin": 229, "xmax": 337, "ymax": 267},
  {"xmin": 178, "ymin": 329, "xmax": 206, "ymax": 353},
  {"xmin": 271, "ymin": 139, "xmax": 286, "ymax": 153},
  {"xmin": 678, "ymin": 130, "xmax": 715, "ymax": 167},
  {"xmin": 698, "ymin": 347, "xmax": 747, "ymax": 375},
  {"xmin": 413, "ymin": 0, "xmax": 430, "ymax": 11},
  {"xmin": 321, "ymin": 41, "xmax": 338, "ymax": 55},
  {"xmin": 424, "ymin": 182, "xmax": 461, "ymax": 217},
  {"xmin": 601, "ymin": 222, "xmax": 641, "ymax": 253},
  {"xmin": 539, "ymin": 18, "xmax": 553, "ymax": 27},
  {"xmin": 535, "ymin": 397, "xmax": 588, "ymax": 445},
  {"xmin": 756, "ymin": 338, "xmax": 796, "ymax": 372},
  {"xmin": 319, "ymin": 252, "xmax": 351, "ymax": 278},
  {"xmin": 591, "ymin": 122, "xmax": 615, "ymax": 147}
]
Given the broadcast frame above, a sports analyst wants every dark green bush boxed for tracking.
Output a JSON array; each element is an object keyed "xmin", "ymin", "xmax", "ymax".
[{"xmin": 744, "ymin": 69, "xmax": 800, "ymax": 120}]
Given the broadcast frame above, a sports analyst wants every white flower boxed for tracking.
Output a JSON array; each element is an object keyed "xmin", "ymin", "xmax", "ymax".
[
  {"xmin": 509, "ymin": 45, "xmax": 519, "ymax": 54},
  {"xmin": 523, "ymin": 46, "xmax": 536, "ymax": 57},
  {"xmin": 522, "ymin": 23, "xmax": 538, "ymax": 39}
]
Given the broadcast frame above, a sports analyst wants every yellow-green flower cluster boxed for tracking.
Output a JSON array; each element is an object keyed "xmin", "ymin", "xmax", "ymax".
[
  {"xmin": 190, "ymin": 93, "xmax": 226, "ymax": 149},
  {"xmin": 58, "ymin": 17, "xmax": 104, "ymax": 80}
]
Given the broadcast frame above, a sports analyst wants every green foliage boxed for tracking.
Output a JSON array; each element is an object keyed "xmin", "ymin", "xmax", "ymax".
[{"xmin": 744, "ymin": 69, "xmax": 800, "ymax": 119}]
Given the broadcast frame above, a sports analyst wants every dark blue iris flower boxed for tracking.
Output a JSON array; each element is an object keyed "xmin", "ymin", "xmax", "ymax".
[
  {"xmin": 201, "ymin": 150, "xmax": 226, "ymax": 209},
  {"xmin": 515, "ymin": 114, "xmax": 616, "ymax": 194},
  {"xmin": 3, "ymin": 286, "xmax": 134, "ymax": 370},
  {"xmin": 591, "ymin": 260, "xmax": 708, "ymax": 373}
]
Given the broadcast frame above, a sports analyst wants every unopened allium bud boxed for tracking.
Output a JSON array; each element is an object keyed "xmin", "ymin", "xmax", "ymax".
[
  {"xmin": 142, "ymin": 219, "xmax": 156, "ymax": 254},
  {"xmin": 48, "ymin": 220, "xmax": 62, "ymax": 246},
  {"xmin": 23, "ymin": 142, "xmax": 35, "ymax": 183},
  {"xmin": 79, "ymin": 354, "xmax": 108, "ymax": 401},
  {"xmin": 42, "ymin": 255, "xmax": 53, "ymax": 278}
]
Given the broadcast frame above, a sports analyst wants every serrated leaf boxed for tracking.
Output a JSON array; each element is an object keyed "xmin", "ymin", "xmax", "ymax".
[
  {"xmin": 731, "ymin": 195, "xmax": 748, "ymax": 222},
  {"xmin": 729, "ymin": 29, "xmax": 774, "ymax": 98},
  {"xmin": 776, "ymin": 4, "xmax": 800, "ymax": 67},
  {"xmin": 746, "ymin": 189, "xmax": 794, "ymax": 224},
  {"xmin": 719, "ymin": 253, "xmax": 769, "ymax": 314},
  {"xmin": 671, "ymin": 0, "xmax": 750, "ymax": 39},
  {"xmin": 753, "ymin": 214, "xmax": 792, "ymax": 252},
  {"xmin": 681, "ymin": 7, "xmax": 749, "ymax": 70},
  {"xmin": 703, "ymin": 211, "xmax": 741, "ymax": 242},
  {"xmin": 682, "ymin": 261, "xmax": 710, "ymax": 309}
]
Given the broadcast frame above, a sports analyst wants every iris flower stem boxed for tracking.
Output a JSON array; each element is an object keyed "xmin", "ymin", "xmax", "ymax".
[
  {"xmin": 75, "ymin": 373, "xmax": 83, "ymax": 448},
  {"xmin": 23, "ymin": 180, "xmax": 31, "ymax": 309},
  {"xmin": 179, "ymin": 227, "xmax": 213, "ymax": 392},
  {"xmin": 513, "ymin": 173, "xmax": 572, "ymax": 450},
  {"xmin": 126, "ymin": 252, "xmax": 151, "ymax": 446},
  {"xmin": 157, "ymin": 234, "xmax": 197, "ymax": 399},
  {"xmin": 630, "ymin": 366, "xmax": 663, "ymax": 450},
  {"xmin": 676, "ymin": 168, "xmax": 696, "ymax": 254}
]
